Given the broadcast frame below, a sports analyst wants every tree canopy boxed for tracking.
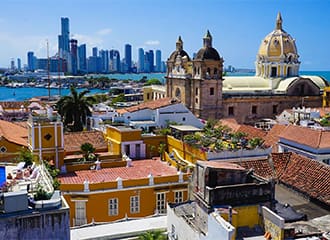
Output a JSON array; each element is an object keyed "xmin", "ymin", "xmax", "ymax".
[{"xmin": 56, "ymin": 86, "xmax": 95, "ymax": 132}]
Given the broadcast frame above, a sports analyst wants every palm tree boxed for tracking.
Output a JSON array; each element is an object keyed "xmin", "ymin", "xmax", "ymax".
[{"xmin": 56, "ymin": 86, "xmax": 95, "ymax": 132}]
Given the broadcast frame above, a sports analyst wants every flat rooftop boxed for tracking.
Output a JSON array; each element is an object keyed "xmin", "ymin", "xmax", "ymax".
[
  {"xmin": 170, "ymin": 125, "xmax": 202, "ymax": 132},
  {"xmin": 70, "ymin": 216, "xmax": 166, "ymax": 240}
]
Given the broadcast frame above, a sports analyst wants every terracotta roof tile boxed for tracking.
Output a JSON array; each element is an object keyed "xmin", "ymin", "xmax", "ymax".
[
  {"xmin": 0, "ymin": 101, "xmax": 27, "ymax": 110},
  {"xmin": 233, "ymin": 158, "xmax": 275, "ymax": 179},
  {"xmin": 279, "ymin": 125, "xmax": 330, "ymax": 149},
  {"xmin": 220, "ymin": 118, "xmax": 266, "ymax": 139},
  {"xmin": 117, "ymin": 98, "xmax": 179, "ymax": 114},
  {"xmin": 0, "ymin": 120, "xmax": 28, "ymax": 146},
  {"xmin": 263, "ymin": 124, "xmax": 287, "ymax": 149},
  {"xmin": 58, "ymin": 159, "xmax": 179, "ymax": 184},
  {"xmin": 272, "ymin": 152, "xmax": 330, "ymax": 206},
  {"xmin": 64, "ymin": 130, "xmax": 108, "ymax": 153}
]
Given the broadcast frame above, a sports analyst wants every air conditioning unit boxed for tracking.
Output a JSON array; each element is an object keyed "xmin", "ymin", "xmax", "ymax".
[{"xmin": 0, "ymin": 191, "xmax": 28, "ymax": 213}]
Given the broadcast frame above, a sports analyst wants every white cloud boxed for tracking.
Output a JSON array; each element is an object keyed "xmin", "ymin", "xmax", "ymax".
[
  {"xmin": 96, "ymin": 28, "xmax": 112, "ymax": 36},
  {"xmin": 145, "ymin": 40, "xmax": 160, "ymax": 46}
]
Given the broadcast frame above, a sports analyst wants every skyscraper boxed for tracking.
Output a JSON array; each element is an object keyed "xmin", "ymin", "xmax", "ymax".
[
  {"xmin": 109, "ymin": 49, "xmax": 120, "ymax": 72},
  {"xmin": 70, "ymin": 39, "xmax": 78, "ymax": 75},
  {"xmin": 99, "ymin": 49, "xmax": 109, "ymax": 73},
  {"xmin": 148, "ymin": 50, "xmax": 154, "ymax": 72},
  {"xmin": 124, "ymin": 44, "xmax": 132, "ymax": 73},
  {"xmin": 155, "ymin": 50, "xmax": 161, "ymax": 72},
  {"xmin": 17, "ymin": 58, "xmax": 21, "ymax": 71},
  {"xmin": 27, "ymin": 51, "xmax": 35, "ymax": 71},
  {"xmin": 78, "ymin": 44, "xmax": 87, "ymax": 73},
  {"xmin": 58, "ymin": 17, "xmax": 70, "ymax": 58},
  {"xmin": 138, "ymin": 48, "xmax": 144, "ymax": 73},
  {"xmin": 92, "ymin": 47, "xmax": 98, "ymax": 57}
]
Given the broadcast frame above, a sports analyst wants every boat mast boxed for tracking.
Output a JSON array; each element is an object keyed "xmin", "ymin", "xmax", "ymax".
[{"xmin": 47, "ymin": 39, "xmax": 51, "ymax": 100}]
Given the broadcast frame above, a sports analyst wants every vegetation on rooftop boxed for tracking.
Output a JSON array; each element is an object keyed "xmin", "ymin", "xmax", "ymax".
[
  {"xmin": 80, "ymin": 142, "xmax": 96, "ymax": 162},
  {"xmin": 138, "ymin": 230, "xmax": 167, "ymax": 240},
  {"xmin": 16, "ymin": 147, "xmax": 34, "ymax": 167},
  {"xmin": 183, "ymin": 120, "xmax": 264, "ymax": 152}
]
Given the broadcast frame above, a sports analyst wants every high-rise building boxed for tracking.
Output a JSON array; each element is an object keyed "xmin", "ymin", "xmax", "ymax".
[
  {"xmin": 124, "ymin": 44, "xmax": 132, "ymax": 73},
  {"xmin": 17, "ymin": 58, "xmax": 21, "ymax": 71},
  {"xmin": 10, "ymin": 58, "xmax": 15, "ymax": 71},
  {"xmin": 155, "ymin": 50, "xmax": 161, "ymax": 72},
  {"xmin": 78, "ymin": 44, "xmax": 87, "ymax": 73},
  {"xmin": 27, "ymin": 51, "xmax": 35, "ymax": 71},
  {"xmin": 70, "ymin": 39, "xmax": 78, "ymax": 75},
  {"xmin": 99, "ymin": 49, "xmax": 109, "ymax": 73},
  {"xmin": 92, "ymin": 47, "xmax": 98, "ymax": 57},
  {"xmin": 109, "ymin": 49, "xmax": 120, "ymax": 72},
  {"xmin": 148, "ymin": 50, "xmax": 154, "ymax": 72},
  {"xmin": 144, "ymin": 51, "xmax": 150, "ymax": 73},
  {"xmin": 138, "ymin": 48, "xmax": 144, "ymax": 73},
  {"xmin": 58, "ymin": 17, "xmax": 70, "ymax": 59}
]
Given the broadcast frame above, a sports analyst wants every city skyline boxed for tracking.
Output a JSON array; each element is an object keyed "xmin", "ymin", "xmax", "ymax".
[{"xmin": 0, "ymin": 0, "xmax": 329, "ymax": 70}]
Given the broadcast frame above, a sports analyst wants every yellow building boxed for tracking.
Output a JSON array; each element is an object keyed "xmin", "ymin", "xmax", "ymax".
[
  {"xmin": 143, "ymin": 85, "xmax": 166, "ymax": 102},
  {"xmin": 58, "ymin": 158, "xmax": 189, "ymax": 226}
]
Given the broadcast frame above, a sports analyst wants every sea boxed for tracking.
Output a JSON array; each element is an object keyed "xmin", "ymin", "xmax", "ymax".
[{"xmin": 0, "ymin": 71, "xmax": 329, "ymax": 102}]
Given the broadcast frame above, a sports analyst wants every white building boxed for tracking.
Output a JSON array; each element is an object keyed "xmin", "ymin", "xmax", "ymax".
[{"xmin": 115, "ymin": 97, "xmax": 204, "ymax": 131}]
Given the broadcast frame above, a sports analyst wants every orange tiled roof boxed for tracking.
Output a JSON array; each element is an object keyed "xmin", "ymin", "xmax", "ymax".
[
  {"xmin": 0, "ymin": 101, "xmax": 27, "ymax": 110},
  {"xmin": 233, "ymin": 158, "xmax": 275, "ymax": 179},
  {"xmin": 13, "ymin": 121, "xmax": 29, "ymax": 129},
  {"xmin": 279, "ymin": 125, "xmax": 330, "ymax": 149},
  {"xmin": 263, "ymin": 124, "xmax": 287, "ymax": 148},
  {"xmin": 58, "ymin": 159, "xmax": 178, "ymax": 184},
  {"xmin": 117, "ymin": 97, "xmax": 179, "ymax": 114},
  {"xmin": 272, "ymin": 152, "xmax": 330, "ymax": 205},
  {"xmin": 64, "ymin": 130, "xmax": 108, "ymax": 153},
  {"xmin": 318, "ymin": 107, "xmax": 330, "ymax": 117},
  {"xmin": 220, "ymin": 118, "xmax": 266, "ymax": 139},
  {"xmin": 0, "ymin": 120, "xmax": 28, "ymax": 146}
]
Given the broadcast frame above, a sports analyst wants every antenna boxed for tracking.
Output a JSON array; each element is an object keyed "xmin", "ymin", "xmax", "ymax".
[{"xmin": 47, "ymin": 39, "xmax": 51, "ymax": 100}]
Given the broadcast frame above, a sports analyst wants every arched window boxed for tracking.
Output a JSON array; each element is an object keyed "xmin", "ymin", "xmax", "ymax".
[
  {"xmin": 175, "ymin": 88, "xmax": 181, "ymax": 100},
  {"xmin": 214, "ymin": 68, "xmax": 217, "ymax": 75}
]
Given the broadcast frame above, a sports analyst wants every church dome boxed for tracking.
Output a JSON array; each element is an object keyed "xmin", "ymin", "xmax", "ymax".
[
  {"xmin": 258, "ymin": 13, "xmax": 298, "ymax": 59},
  {"xmin": 168, "ymin": 36, "xmax": 190, "ymax": 62},
  {"xmin": 194, "ymin": 30, "xmax": 221, "ymax": 61}
]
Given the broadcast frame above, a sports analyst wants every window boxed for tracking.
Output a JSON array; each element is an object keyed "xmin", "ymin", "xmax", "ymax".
[
  {"xmin": 130, "ymin": 195, "xmax": 140, "ymax": 213},
  {"xmin": 156, "ymin": 192, "xmax": 166, "ymax": 214},
  {"xmin": 271, "ymin": 67, "xmax": 277, "ymax": 77},
  {"xmin": 210, "ymin": 87, "xmax": 214, "ymax": 96},
  {"xmin": 195, "ymin": 88, "xmax": 198, "ymax": 95},
  {"xmin": 108, "ymin": 198, "xmax": 118, "ymax": 216},
  {"xmin": 147, "ymin": 93, "xmax": 150, "ymax": 100},
  {"xmin": 228, "ymin": 106, "xmax": 234, "ymax": 116},
  {"xmin": 214, "ymin": 68, "xmax": 218, "ymax": 75},
  {"xmin": 182, "ymin": 117, "xmax": 186, "ymax": 122},
  {"xmin": 195, "ymin": 98, "xmax": 198, "ymax": 104},
  {"xmin": 174, "ymin": 191, "xmax": 183, "ymax": 203},
  {"xmin": 252, "ymin": 106, "xmax": 257, "ymax": 114},
  {"xmin": 273, "ymin": 105, "xmax": 278, "ymax": 114},
  {"xmin": 124, "ymin": 145, "xmax": 130, "ymax": 156},
  {"xmin": 75, "ymin": 201, "xmax": 87, "ymax": 226},
  {"xmin": 0, "ymin": 146, "xmax": 7, "ymax": 153}
]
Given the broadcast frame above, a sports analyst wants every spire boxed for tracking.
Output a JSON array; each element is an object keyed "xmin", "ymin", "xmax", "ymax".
[
  {"xmin": 276, "ymin": 12, "xmax": 282, "ymax": 30},
  {"xmin": 203, "ymin": 30, "xmax": 212, "ymax": 48},
  {"xmin": 176, "ymin": 36, "xmax": 183, "ymax": 51}
]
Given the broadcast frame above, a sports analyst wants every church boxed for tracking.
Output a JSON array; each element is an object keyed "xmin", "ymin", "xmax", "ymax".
[{"xmin": 166, "ymin": 13, "xmax": 328, "ymax": 123}]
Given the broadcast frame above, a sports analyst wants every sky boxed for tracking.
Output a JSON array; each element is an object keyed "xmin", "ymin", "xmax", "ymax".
[{"xmin": 0, "ymin": 0, "xmax": 329, "ymax": 70}]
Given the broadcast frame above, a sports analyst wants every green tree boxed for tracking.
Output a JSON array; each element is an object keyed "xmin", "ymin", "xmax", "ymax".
[
  {"xmin": 138, "ymin": 230, "xmax": 166, "ymax": 240},
  {"xmin": 16, "ymin": 147, "xmax": 34, "ymax": 166},
  {"xmin": 80, "ymin": 142, "xmax": 96, "ymax": 161},
  {"xmin": 56, "ymin": 86, "xmax": 95, "ymax": 132},
  {"xmin": 144, "ymin": 78, "xmax": 162, "ymax": 86}
]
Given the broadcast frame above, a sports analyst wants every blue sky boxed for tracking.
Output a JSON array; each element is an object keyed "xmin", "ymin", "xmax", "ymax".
[{"xmin": 0, "ymin": 0, "xmax": 329, "ymax": 70}]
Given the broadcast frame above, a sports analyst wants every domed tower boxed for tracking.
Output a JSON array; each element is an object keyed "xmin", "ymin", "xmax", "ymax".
[
  {"xmin": 166, "ymin": 36, "xmax": 192, "ymax": 103},
  {"xmin": 191, "ymin": 30, "xmax": 224, "ymax": 119},
  {"xmin": 256, "ymin": 12, "xmax": 300, "ymax": 79}
]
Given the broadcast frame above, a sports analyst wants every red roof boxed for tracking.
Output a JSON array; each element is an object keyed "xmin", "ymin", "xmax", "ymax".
[
  {"xmin": 0, "ymin": 120, "xmax": 28, "ymax": 146},
  {"xmin": 263, "ymin": 124, "xmax": 287, "ymax": 149},
  {"xmin": 220, "ymin": 118, "xmax": 267, "ymax": 139},
  {"xmin": 279, "ymin": 125, "xmax": 330, "ymax": 149},
  {"xmin": 58, "ymin": 159, "xmax": 179, "ymax": 184},
  {"xmin": 64, "ymin": 130, "xmax": 108, "ymax": 153},
  {"xmin": 117, "ymin": 97, "xmax": 179, "ymax": 114}
]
